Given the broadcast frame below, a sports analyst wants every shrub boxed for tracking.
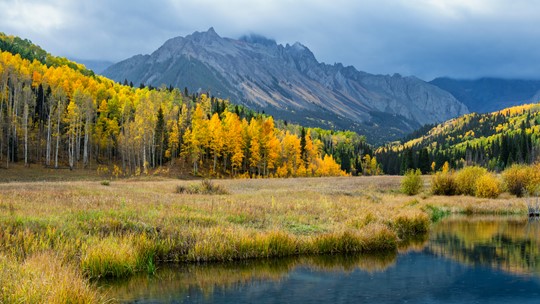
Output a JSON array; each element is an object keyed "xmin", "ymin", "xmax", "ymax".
[
  {"xmin": 455, "ymin": 166, "xmax": 487, "ymax": 196},
  {"xmin": 502, "ymin": 164, "xmax": 533, "ymax": 197},
  {"xmin": 401, "ymin": 169, "xmax": 423, "ymax": 195},
  {"xmin": 176, "ymin": 180, "xmax": 228, "ymax": 195},
  {"xmin": 475, "ymin": 173, "xmax": 502, "ymax": 198},
  {"xmin": 431, "ymin": 171, "xmax": 457, "ymax": 195},
  {"xmin": 529, "ymin": 163, "xmax": 540, "ymax": 195},
  {"xmin": 100, "ymin": 180, "xmax": 110, "ymax": 186}
]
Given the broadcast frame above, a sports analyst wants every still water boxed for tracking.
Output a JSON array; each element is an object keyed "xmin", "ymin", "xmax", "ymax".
[{"xmin": 103, "ymin": 217, "xmax": 540, "ymax": 303}]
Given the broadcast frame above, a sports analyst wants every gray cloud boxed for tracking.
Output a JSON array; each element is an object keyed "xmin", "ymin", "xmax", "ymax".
[{"xmin": 1, "ymin": 0, "xmax": 540, "ymax": 80}]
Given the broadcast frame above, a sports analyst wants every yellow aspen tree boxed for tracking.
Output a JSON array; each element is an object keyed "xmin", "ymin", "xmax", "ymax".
[
  {"xmin": 260, "ymin": 117, "xmax": 280, "ymax": 176},
  {"xmin": 370, "ymin": 156, "xmax": 382, "ymax": 175},
  {"xmin": 362, "ymin": 154, "xmax": 372, "ymax": 175},
  {"xmin": 248, "ymin": 118, "xmax": 262, "ymax": 176},
  {"xmin": 223, "ymin": 111, "xmax": 244, "ymax": 175},
  {"xmin": 166, "ymin": 119, "xmax": 180, "ymax": 164},
  {"xmin": 303, "ymin": 130, "xmax": 321, "ymax": 176},
  {"xmin": 184, "ymin": 104, "xmax": 207, "ymax": 174},
  {"xmin": 208, "ymin": 113, "xmax": 224, "ymax": 173},
  {"xmin": 65, "ymin": 97, "xmax": 81, "ymax": 169},
  {"xmin": 199, "ymin": 93, "xmax": 211, "ymax": 116},
  {"xmin": 281, "ymin": 131, "xmax": 302, "ymax": 177}
]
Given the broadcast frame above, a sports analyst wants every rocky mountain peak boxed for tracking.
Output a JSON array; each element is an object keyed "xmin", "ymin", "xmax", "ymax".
[
  {"xmin": 187, "ymin": 27, "xmax": 222, "ymax": 44},
  {"xmin": 103, "ymin": 29, "xmax": 469, "ymax": 144}
]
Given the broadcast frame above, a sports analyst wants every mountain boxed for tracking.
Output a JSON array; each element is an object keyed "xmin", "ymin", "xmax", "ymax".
[
  {"xmin": 375, "ymin": 103, "xmax": 540, "ymax": 174},
  {"xmin": 430, "ymin": 77, "xmax": 540, "ymax": 113},
  {"xmin": 74, "ymin": 59, "xmax": 114, "ymax": 74},
  {"xmin": 103, "ymin": 28, "xmax": 468, "ymax": 144}
]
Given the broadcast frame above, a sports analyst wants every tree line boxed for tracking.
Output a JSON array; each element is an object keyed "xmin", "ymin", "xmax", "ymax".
[{"xmin": 376, "ymin": 105, "xmax": 540, "ymax": 174}]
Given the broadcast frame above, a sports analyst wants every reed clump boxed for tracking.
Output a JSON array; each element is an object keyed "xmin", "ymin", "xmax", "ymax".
[{"xmin": 390, "ymin": 211, "xmax": 430, "ymax": 239}]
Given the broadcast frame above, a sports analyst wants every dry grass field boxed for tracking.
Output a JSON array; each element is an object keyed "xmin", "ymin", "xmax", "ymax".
[{"xmin": 0, "ymin": 172, "xmax": 529, "ymax": 303}]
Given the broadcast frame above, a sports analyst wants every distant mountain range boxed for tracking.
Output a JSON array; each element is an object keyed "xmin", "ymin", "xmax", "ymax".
[
  {"xmin": 430, "ymin": 77, "xmax": 540, "ymax": 113},
  {"xmin": 103, "ymin": 28, "xmax": 468, "ymax": 144},
  {"xmin": 74, "ymin": 59, "xmax": 114, "ymax": 74}
]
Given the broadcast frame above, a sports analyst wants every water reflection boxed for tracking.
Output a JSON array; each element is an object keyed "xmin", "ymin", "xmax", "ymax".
[
  {"xmin": 102, "ymin": 217, "xmax": 540, "ymax": 303},
  {"xmin": 429, "ymin": 216, "xmax": 540, "ymax": 276},
  {"xmin": 102, "ymin": 252, "xmax": 398, "ymax": 302}
]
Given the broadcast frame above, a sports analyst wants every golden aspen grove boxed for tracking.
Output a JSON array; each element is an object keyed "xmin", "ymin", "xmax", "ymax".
[{"xmin": 0, "ymin": 47, "xmax": 376, "ymax": 178}]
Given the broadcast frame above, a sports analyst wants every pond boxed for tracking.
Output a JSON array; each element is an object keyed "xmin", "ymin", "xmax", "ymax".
[{"xmin": 102, "ymin": 217, "xmax": 540, "ymax": 303}]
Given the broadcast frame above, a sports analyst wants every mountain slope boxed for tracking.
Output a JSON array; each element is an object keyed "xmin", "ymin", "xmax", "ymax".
[
  {"xmin": 375, "ymin": 103, "xmax": 540, "ymax": 174},
  {"xmin": 103, "ymin": 28, "xmax": 468, "ymax": 144},
  {"xmin": 0, "ymin": 32, "xmax": 95, "ymax": 77},
  {"xmin": 430, "ymin": 77, "xmax": 540, "ymax": 113}
]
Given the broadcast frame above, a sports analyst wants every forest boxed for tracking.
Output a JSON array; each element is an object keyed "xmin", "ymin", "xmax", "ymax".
[
  {"xmin": 376, "ymin": 104, "xmax": 540, "ymax": 174},
  {"xmin": 0, "ymin": 36, "xmax": 378, "ymax": 178}
]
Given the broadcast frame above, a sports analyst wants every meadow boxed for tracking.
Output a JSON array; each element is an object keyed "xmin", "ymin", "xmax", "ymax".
[{"xmin": 0, "ymin": 171, "xmax": 529, "ymax": 303}]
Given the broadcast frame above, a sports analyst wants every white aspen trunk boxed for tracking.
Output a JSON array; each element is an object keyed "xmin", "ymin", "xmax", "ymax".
[
  {"xmin": 23, "ymin": 103, "xmax": 28, "ymax": 166},
  {"xmin": 46, "ymin": 112, "xmax": 52, "ymax": 166},
  {"xmin": 83, "ymin": 116, "xmax": 90, "ymax": 167},
  {"xmin": 55, "ymin": 106, "xmax": 61, "ymax": 169}
]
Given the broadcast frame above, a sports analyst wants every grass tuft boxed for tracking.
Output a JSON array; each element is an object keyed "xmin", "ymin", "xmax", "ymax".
[
  {"xmin": 176, "ymin": 180, "xmax": 228, "ymax": 195},
  {"xmin": 0, "ymin": 252, "xmax": 103, "ymax": 303}
]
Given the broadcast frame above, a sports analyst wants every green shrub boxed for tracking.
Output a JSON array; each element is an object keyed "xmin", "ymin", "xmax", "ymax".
[
  {"xmin": 475, "ymin": 173, "xmax": 502, "ymax": 198},
  {"xmin": 100, "ymin": 180, "xmax": 110, "ymax": 186},
  {"xmin": 401, "ymin": 169, "xmax": 423, "ymax": 195},
  {"xmin": 455, "ymin": 166, "xmax": 487, "ymax": 196},
  {"xmin": 502, "ymin": 164, "xmax": 533, "ymax": 197},
  {"xmin": 431, "ymin": 171, "xmax": 457, "ymax": 195}
]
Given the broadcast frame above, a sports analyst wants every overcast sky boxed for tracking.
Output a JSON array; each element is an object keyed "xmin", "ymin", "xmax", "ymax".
[{"xmin": 1, "ymin": 0, "xmax": 540, "ymax": 80}]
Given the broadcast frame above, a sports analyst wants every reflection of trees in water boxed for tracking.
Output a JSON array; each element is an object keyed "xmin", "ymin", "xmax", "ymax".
[
  {"xmin": 102, "ymin": 252, "xmax": 399, "ymax": 301},
  {"xmin": 428, "ymin": 216, "xmax": 540, "ymax": 277}
]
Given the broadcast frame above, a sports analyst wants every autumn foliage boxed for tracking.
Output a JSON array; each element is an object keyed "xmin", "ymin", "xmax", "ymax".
[{"xmin": 0, "ymin": 50, "xmax": 351, "ymax": 177}]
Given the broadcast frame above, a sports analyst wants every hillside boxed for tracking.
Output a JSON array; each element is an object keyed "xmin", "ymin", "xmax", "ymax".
[
  {"xmin": 0, "ymin": 35, "xmax": 378, "ymax": 177},
  {"xmin": 430, "ymin": 77, "xmax": 540, "ymax": 113},
  {"xmin": 375, "ymin": 103, "xmax": 540, "ymax": 174},
  {"xmin": 0, "ymin": 32, "xmax": 95, "ymax": 77},
  {"xmin": 103, "ymin": 28, "xmax": 469, "ymax": 144}
]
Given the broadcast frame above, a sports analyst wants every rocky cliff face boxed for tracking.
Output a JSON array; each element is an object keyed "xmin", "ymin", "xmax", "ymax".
[{"xmin": 103, "ymin": 28, "xmax": 468, "ymax": 143}]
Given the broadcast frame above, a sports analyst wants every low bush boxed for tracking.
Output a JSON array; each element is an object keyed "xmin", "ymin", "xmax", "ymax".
[
  {"xmin": 401, "ymin": 169, "xmax": 423, "ymax": 196},
  {"xmin": 431, "ymin": 171, "xmax": 457, "ymax": 195},
  {"xmin": 475, "ymin": 173, "xmax": 502, "ymax": 198},
  {"xmin": 455, "ymin": 166, "xmax": 487, "ymax": 196},
  {"xmin": 176, "ymin": 180, "xmax": 228, "ymax": 195},
  {"xmin": 502, "ymin": 164, "xmax": 534, "ymax": 197}
]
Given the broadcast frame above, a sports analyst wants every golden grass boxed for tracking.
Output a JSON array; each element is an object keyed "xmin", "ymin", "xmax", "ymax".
[
  {"xmin": 0, "ymin": 174, "xmax": 529, "ymax": 303},
  {"xmin": 0, "ymin": 252, "xmax": 103, "ymax": 303}
]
